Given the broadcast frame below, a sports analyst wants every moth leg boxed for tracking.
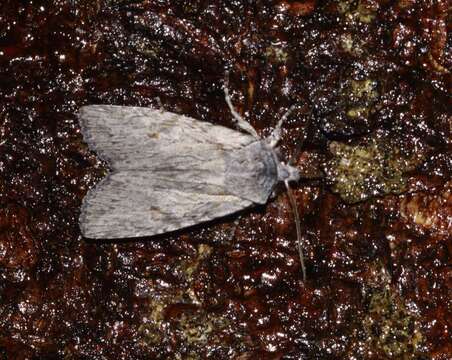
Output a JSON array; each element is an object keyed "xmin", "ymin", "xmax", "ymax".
[
  {"xmin": 155, "ymin": 96, "xmax": 164, "ymax": 112},
  {"xmin": 224, "ymin": 71, "xmax": 259, "ymax": 139},
  {"xmin": 268, "ymin": 105, "xmax": 297, "ymax": 147}
]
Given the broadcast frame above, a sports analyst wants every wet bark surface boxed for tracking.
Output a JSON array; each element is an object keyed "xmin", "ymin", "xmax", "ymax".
[{"xmin": 0, "ymin": 1, "xmax": 450, "ymax": 359}]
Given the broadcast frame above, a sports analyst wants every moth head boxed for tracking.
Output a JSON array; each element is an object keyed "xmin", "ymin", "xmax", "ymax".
[{"xmin": 277, "ymin": 162, "xmax": 300, "ymax": 183}]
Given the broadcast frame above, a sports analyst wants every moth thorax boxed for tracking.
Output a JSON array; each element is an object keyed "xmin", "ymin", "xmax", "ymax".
[{"xmin": 277, "ymin": 162, "xmax": 300, "ymax": 183}]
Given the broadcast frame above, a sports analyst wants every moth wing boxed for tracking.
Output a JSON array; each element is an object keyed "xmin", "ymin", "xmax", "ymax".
[
  {"xmin": 79, "ymin": 105, "xmax": 255, "ymax": 171},
  {"xmin": 225, "ymin": 141, "xmax": 278, "ymax": 204},
  {"xmin": 79, "ymin": 171, "xmax": 253, "ymax": 239}
]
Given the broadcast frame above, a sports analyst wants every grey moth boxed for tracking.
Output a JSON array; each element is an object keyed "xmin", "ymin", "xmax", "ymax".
[{"xmin": 78, "ymin": 88, "xmax": 305, "ymax": 278}]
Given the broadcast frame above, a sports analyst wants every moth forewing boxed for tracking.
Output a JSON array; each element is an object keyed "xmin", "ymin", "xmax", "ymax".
[
  {"xmin": 78, "ymin": 105, "xmax": 255, "ymax": 171},
  {"xmin": 79, "ymin": 103, "xmax": 306, "ymax": 279},
  {"xmin": 79, "ymin": 171, "xmax": 254, "ymax": 239},
  {"xmin": 78, "ymin": 105, "xmax": 276, "ymax": 239}
]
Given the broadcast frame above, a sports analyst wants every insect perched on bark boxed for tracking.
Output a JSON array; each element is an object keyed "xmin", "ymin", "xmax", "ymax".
[{"xmin": 79, "ymin": 80, "xmax": 306, "ymax": 280}]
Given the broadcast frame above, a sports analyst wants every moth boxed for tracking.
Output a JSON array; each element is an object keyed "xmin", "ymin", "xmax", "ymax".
[{"xmin": 79, "ymin": 85, "xmax": 306, "ymax": 279}]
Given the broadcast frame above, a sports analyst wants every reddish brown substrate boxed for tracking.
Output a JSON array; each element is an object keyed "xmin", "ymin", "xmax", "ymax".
[{"xmin": 0, "ymin": 1, "xmax": 450, "ymax": 359}]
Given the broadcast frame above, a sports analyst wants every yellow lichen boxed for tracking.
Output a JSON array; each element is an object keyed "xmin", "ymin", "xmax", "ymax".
[
  {"xmin": 265, "ymin": 43, "xmax": 290, "ymax": 63},
  {"xmin": 363, "ymin": 288, "xmax": 424, "ymax": 358},
  {"xmin": 350, "ymin": 79, "xmax": 378, "ymax": 99},
  {"xmin": 340, "ymin": 33, "xmax": 365, "ymax": 56},
  {"xmin": 138, "ymin": 243, "xmax": 243, "ymax": 355},
  {"xmin": 325, "ymin": 136, "xmax": 426, "ymax": 203},
  {"xmin": 337, "ymin": 0, "xmax": 377, "ymax": 25}
]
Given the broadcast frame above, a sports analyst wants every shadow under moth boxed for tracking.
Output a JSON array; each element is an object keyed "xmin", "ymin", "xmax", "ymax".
[{"xmin": 79, "ymin": 87, "xmax": 306, "ymax": 280}]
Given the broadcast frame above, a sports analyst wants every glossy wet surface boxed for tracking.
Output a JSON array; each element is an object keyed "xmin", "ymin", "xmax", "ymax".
[{"xmin": 0, "ymin": 1, "xmax": 450, "ymax": 358}]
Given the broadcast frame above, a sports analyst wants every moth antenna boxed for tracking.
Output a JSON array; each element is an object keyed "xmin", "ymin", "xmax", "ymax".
[
  {"xmin": 268, "ymin": 105, "xmax": 297, "ymax": 147},
  {"xmin": 284, "ymin": 180, "xmax": 307, "ymax": 282},
  {"xmin": 223, "ymin": 71, "xmax": 259, "ymax": 139}
]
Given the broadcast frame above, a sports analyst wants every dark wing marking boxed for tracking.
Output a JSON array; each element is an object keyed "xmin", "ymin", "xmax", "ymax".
[
  {"xmin": 79, "ymin": 171, "xmax": 252, "ymax": 239},
  {"xmin": 79, "ymin": 105, "xmax": 255, "ymax": 171}
]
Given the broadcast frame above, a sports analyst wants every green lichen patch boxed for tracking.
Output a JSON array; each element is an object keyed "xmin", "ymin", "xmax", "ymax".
[
  {"xmin": 180, "ymin": 243, "xmax": 213, "ymax": 280},
  {"xmin": 264, "ymin": 43, "xmax": 290, "ymax": 64},
  {"xmin": 349, "ymin": 79, "xmax": 378, "ymax": 100},
  {"xmin": 320, "ymin": 76, "xmax": 380, "ymax": 137},
  {"xmin": 138, "ymin": 244, "xmax": 213, "ymax": 342},
  {"xmin": 345, "ymin": 79, "xmax": 379, "ymax": 120},
  {"xmin": 139, "ymin": 299, "xmax": 236, "ymax": 358},
  {"xmin": 340, "ymin": 33, "xmax": 365, "ymax": 56},
  {"xmin": 172, "ymin": 310, "xmax": 233, "ymax": 357},
  {"xmin": 363, "ymin": 288, "xmax": 424, "ymax": 358},
  {"xmin": 337, "ymin": 0, "xmax": 378, "ymax": 24},
  {"xmin": 324, "ymin": 135, "xmax": 426, "ymax": 203},
  {"xmin": 137, "ymin": 243, "xmax": 246, "ymax": 357}
]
